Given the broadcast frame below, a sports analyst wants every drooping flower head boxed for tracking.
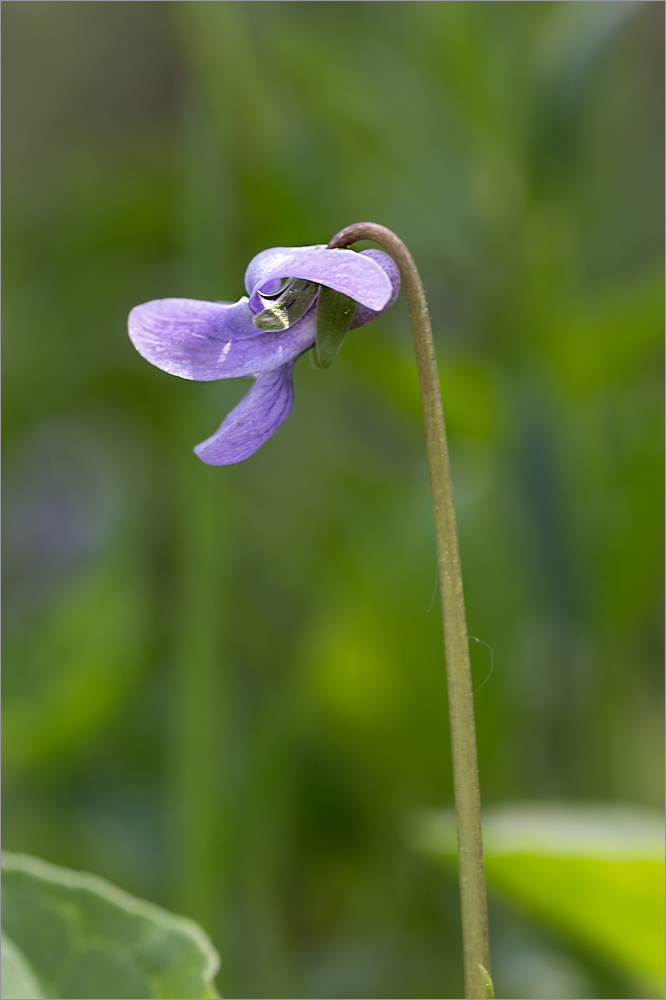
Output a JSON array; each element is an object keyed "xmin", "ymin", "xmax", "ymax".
[{"xmin": 129, "ymin": 245, "xmax": 400, "ymax": 464}]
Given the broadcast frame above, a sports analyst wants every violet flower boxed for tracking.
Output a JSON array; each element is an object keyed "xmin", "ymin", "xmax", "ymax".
[{"xmin": 129, "ymin": 245, "xmax": 400, "ymax": 465}]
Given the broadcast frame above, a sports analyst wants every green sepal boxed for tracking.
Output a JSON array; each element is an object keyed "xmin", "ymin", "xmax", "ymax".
[
  {"xmin": 309, "ymin": 347, "xmax": 324, "ymax": 369},
  {"xmin": 252, "ymin": 278, "xmax": 319, "ymax": 331},
  {"xmin": 315, "ymin": 285, "xmax": 356, "ymax": 368}
]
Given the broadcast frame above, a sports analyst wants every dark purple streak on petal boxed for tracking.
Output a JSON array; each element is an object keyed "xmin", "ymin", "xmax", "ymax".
[{"xmin": 194, "ymin": 363, "xmax": 296, "ymax": 465}]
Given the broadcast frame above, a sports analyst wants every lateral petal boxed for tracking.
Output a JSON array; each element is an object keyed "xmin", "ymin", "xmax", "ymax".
[{"xmin": 128, "ymin": 297, "xmax": 315, "ymax": 381}]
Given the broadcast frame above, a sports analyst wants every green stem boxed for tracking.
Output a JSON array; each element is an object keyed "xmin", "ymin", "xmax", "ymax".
[{"xmin": 328, "ymin": 223, "xmax": 491, "ymax": 999}]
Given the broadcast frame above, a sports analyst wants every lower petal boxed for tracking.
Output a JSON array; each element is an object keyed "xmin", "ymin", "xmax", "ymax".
[{"xmin": 194, "ymin": 363, "xmax": 296, "ymax": 466}]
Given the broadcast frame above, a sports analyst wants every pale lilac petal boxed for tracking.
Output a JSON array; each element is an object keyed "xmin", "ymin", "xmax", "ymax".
[
  {"xmin": 245, "ymin": 246, "xmax": 393, "ymax": 314},
  {"xmin": 350, "ymin": 249, "xmax": 401, "ymax": 328},
  {"xmin": 194, "ymin": 363, "xmax": 295, "ymax": 465},
  {"xmin": 129, "ymin": 297, "xmax": 316, "ymax": 380}
]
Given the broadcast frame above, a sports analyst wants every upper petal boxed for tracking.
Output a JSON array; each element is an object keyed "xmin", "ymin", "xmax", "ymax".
[
  {"xmin": 350, "ymin": 249, "xmax": 401, "ymax": 329},
  {"xmin": 194, "ymin": 363, "xmax": 295, "ymax": 465},
  {"xmin": 128, "ymin": 297, "xmax": 316, "ymax": 381},
  {"xmin": 245, "ymin": 246, "xmax": 393, "ymax": 314}
]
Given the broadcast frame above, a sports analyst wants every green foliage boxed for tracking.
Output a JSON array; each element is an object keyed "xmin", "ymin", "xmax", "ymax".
[
  {"xmin": 2, "ymin": 935, "xmax": 45, "ymax": 1000},
  {"xmin": 1, "ymin": 853, "xmax": 220, "ymax": 1000},
  {"xmin": 3, "ymin": 553, "xmax": 151, "ymax": 771},
  {"xmin": 416, "ymin": 804, "xmax": 665, "ymax": 996},
  {"xmin": 479, "ymin": 963, "xmax": 495, "ymax": 1000}
]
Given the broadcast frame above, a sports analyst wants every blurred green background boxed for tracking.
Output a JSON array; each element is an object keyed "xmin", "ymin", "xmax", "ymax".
[{"xmin": 3, "ymin": 3, "xmax": 664, "ymax": 998}]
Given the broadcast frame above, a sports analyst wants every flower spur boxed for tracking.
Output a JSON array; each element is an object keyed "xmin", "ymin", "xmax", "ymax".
[{"xmin": 128, "ymin": 245, "xmax": 400, "ymax": 465}]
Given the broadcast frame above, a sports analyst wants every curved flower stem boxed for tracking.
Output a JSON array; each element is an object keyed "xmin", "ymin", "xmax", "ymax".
[{"xmin": 329, "ymin": 223, "xmax": 491, "ymax": 1000}]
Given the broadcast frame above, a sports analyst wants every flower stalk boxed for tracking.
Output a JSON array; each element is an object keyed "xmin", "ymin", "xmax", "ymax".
[{"xmin": 328, "ymin": 223, "xmax": 491, "ymax": 1000}]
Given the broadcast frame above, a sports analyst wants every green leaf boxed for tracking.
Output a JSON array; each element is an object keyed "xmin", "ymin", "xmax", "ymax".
[
  {"xmin": 1, "ymin": 853, "xmax": 220, "ymax": 1000},
  {"xmin": 478, "ymin": 963, "xmax": 495, "ymax": 999},
  {"xmin": 414, "ymin": 804, "xmax": 665, "ymax": 993},
  {"xmin": 1, "ymin": 934, "xmax": 45, "ymax": 999},
  {"xmin": 315, "ymin": 284, "xmax": 356, "ymax": 368}
]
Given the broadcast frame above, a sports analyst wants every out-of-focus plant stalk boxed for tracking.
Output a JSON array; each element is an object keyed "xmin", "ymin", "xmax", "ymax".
[
  {"xmin": 169, "ymin": 408, "xmax": 228, "ymax": 940},
  {"xmin": 328, "ymin": 223, "xmax": 491, "ymax": 1000}
]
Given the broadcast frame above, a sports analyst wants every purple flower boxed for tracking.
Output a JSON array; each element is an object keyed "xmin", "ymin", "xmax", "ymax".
[{"xmin": 128, "ymin": 245, "xmax": 400, "ymax": 465}]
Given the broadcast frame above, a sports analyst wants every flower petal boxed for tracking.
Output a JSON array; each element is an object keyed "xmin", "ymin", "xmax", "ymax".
[
  {"xmin": 350, "ymin": 249, "xmax": 401, "ymax": 328},
  {"xmin": 194, "ymin": 363, "xmax": 296, "ymax": 465},
  {"xmin": 245, "ymin": 246, "xmax": 393, "ymax": 314},
  {"xmin": 128, "ymin": 297, "xmax": 316, "ymax": 381}
]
